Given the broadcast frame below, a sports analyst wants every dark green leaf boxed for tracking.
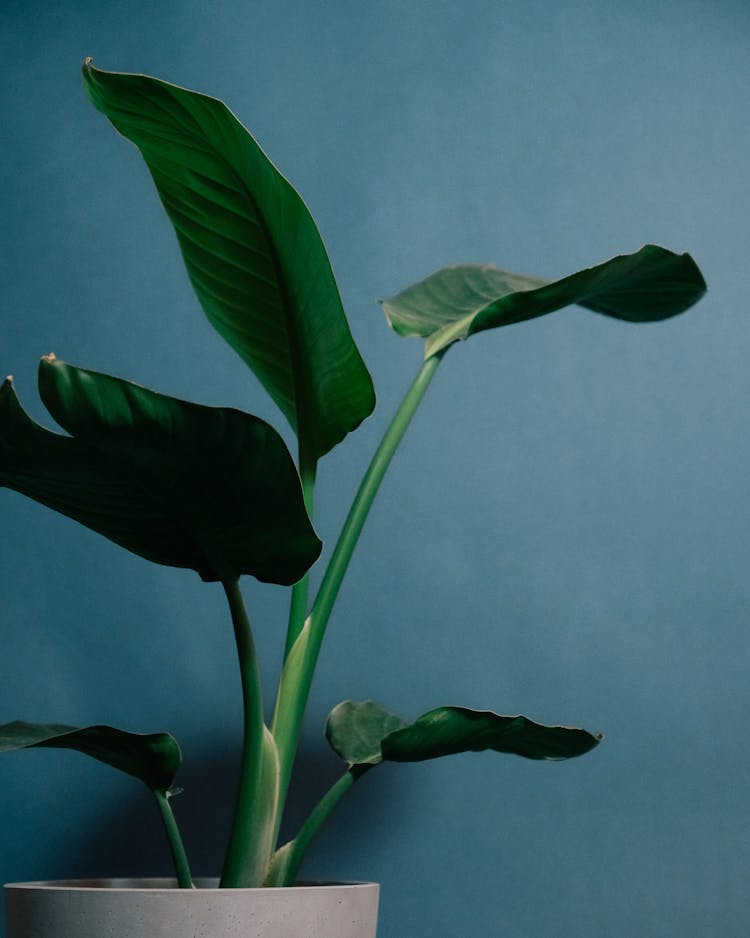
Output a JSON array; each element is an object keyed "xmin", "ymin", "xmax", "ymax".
[
  {"xmin": 0, "ymin": 357, "xmax": 321, "ymax": 584},
  {"xmin": 0, "ymin": 721, "xmax": 180, "ymax": 790},
  {"xmin": 382, "ymin": 706, "xmax": 602, "ymax": 762},
  {"xmin": 325, "ymin": 700, "xmax": 410, "ymax": 766},
  {"xmin": 327, "ymin": 701, "xmax": 600, "ymax": 765},
  {"xmin": 382, "ymin": 245, "xmax": 706, "ymax": 358},
  {"xmin": 82, "ymin": 60, "xmax": 375, "ymax": 460}
]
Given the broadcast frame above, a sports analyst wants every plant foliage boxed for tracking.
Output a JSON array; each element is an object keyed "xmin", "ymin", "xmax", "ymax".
[{"xmin": 0, "ymin": 60, "xmax": 706, "ymax": 891}]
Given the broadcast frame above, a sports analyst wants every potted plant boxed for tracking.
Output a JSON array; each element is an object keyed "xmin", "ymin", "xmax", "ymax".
[{"xmin": 0, "ymin": 60, "xmax": 706, "ymax": 938}]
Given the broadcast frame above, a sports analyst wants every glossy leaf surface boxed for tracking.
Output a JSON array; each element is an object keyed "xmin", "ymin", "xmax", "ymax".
[
  {"xmin": 383, "ymin": 706, "xmax": 602, "ymax": 761},
  {"xmin": 0, "ymin": 721, "xmax": 180, "ymax": 790},
  {"xmin": 382, "ymin": 244, "xmax": 707, "ymax": 358},
  {"xmin": 82, "ymin": 60, "xmax": 375, "ymax": 460},
  {"xmin": 0, "ymin": 357, "xmax": 321, "ymax": 583},
  {"xmin": 326, "ymin": 700, "xmax": 601, "ymax": 765}
]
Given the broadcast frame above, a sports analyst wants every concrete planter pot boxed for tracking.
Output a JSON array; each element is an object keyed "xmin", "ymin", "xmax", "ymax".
[{"xmin": 4, "ymin": 878, "xmax": 379, "ymax": 938}]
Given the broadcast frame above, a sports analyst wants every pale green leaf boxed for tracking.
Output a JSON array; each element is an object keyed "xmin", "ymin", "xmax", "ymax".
[{"xmin": 325, "ymin": 699, "xmax": 410, "ymax": 766}]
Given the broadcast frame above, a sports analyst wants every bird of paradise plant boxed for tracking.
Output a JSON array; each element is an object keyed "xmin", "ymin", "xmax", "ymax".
[{"xmin": 0, "ymin": 60, "xmax": 706, "ymax": 889}]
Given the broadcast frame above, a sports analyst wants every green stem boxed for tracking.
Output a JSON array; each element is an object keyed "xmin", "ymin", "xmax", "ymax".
[
  {"xmin": 266, "ymin": 768, "xmax": 365, "ymax": 886},
  {"xmin": 153, "ymin": 788, "xmax": 193, "ymax": 888},
  {"xmin": 220, "ymin": 579, "xmax": 268, "ymax": 887},
  {"xmin": 283, "ymin": 457, "xmax": 317, "ymax": 659},
  {"xmin": 309, "ymin": 353, "xmax": 442, "ymax": 646},
  {"xmin": 271, "ymin": 354, "xmax": 442, "ymax": 834}
]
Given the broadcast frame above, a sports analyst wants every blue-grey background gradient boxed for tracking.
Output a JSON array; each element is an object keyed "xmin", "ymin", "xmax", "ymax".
[{"xmin": 1, "ymin": 2, "xmax": 748, "ymax": 936}]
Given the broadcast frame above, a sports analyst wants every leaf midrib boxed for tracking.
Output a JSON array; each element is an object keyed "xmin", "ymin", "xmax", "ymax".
[{"xmin": 140, "ymin": 88, "xmax": 311, "ymax": 450}]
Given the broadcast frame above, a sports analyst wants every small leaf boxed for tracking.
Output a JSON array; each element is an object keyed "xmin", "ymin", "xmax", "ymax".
[
  {"xmin": 381, "ymin": 244, "xmax": 707, "ymax": 358},
  {"xmin": 0, "ymin": 357, "xmax": 321, "ymax": 584},
  {"xmin": 325, "ymin": 700, "xmax": 410, "ymax": 766},
  {"xmin": 0, "ymin": 721, "xmax": 181, "ymax": 790},
  {"xmin": 326, "ymin": 701, "xmax": 600, "ymax": 766},
  {"xmin": 82, "ymin": 60, "xmax": 375, "ymax": 460},
  {"xmin": 382, "ymin": 706, "xmax": 602, "ymax": 762}
]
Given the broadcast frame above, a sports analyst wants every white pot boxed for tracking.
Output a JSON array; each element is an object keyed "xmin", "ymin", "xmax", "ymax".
[{"xmin": 4, "ymin": 878, "xmax": 379, "ymax": 938}]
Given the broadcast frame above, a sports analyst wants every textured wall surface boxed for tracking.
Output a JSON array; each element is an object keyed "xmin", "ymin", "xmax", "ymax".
[{"xmin": 1, "ymin": 2, "xmax": 748, "ymax": 936}]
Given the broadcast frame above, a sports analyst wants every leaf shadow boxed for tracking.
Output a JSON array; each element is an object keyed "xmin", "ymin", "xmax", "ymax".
[{"xmin": 50, "ymin": 734, "xmax": 407, "ymax": 881}]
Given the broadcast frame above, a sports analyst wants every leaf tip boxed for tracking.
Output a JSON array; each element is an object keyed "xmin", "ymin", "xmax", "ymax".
[{"xmin": 81, "ymin": 58, "xmax": 96, "ymax": 83}]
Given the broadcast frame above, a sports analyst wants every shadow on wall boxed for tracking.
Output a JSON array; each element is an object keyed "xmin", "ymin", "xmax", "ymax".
[{"xmin": 34, "ymin": 736, "xmax": 404, "ymax": 882}]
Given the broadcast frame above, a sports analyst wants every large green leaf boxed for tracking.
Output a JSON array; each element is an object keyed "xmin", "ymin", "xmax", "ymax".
[
  {"xmin": 0, "ymin": 357, "xmax": 321, "ymax": 583},
  {"xmin": 0, "ymin": 721, "xmax": 180, "ymax": 791},
  {"xmin": 382, "ymin": 244, "xmax": 707, "ymax": 358},
  {"xmin": 82, "ymin": 60, "xmax": 375, "ymax": 461},
  {"xmin": 326, "ymin": 700, "xmax": 601, "ymax": 765}
]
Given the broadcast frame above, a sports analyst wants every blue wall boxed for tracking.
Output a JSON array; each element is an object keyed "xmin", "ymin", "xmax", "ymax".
[{"xmin": 1, "ymin": 1, "xmax": 748, "ymax": 935}]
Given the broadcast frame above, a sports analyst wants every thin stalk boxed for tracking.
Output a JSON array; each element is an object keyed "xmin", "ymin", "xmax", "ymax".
[
  {"xmin": 267, "ymin": 768, "xmax": 365, "ymax": 886},
  {"xmin": 283, "ymin": 457, "xmax": 317, "ymax": 659},
  {"xmin": 271, "ymin": 354, "xmax": 443, "ymax": 830},
  {"xmin": 153, "ymin": 788, "xmax": 193, "ymax": 888},
  {"xmin": 309, "ymin": 353, "xmax": 442, "ymax": 649},
  {"xmin": 220, "ymin": 579, "xmax": 268, "ymax": 887}
]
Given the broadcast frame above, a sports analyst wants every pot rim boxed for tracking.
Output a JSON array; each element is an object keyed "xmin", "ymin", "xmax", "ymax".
[{"xmin": 4, "ymin": 878, "xmax": 378, "ymax": 893}]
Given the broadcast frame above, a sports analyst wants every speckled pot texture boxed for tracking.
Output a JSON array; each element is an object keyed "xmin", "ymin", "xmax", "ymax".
[{"xmin": 4, "ymin": 878, "xmax": 379, "ymax": 938}]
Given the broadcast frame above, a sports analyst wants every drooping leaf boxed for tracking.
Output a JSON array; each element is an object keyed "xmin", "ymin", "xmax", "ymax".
[
  {"xmin": 0, "ymin": 721, "xmax": 181, "ymax": 791},
  {"xmin": 82, "ymin": 59, "xmax": 375, "ymax": 461},
  {"xmin": 326, "ymin": 700, "xmax": 601, "ymax": 765},
  {"xmin": 0, "ymin": 356, "xmax": 321, "ymax": 584},
  {"xmin": 382, "ymin": 244, "xmax": 707, "ymax": 358},
  {"xmin": 325, "ymin": 699, "xmax": 410, "ymax": 766}
]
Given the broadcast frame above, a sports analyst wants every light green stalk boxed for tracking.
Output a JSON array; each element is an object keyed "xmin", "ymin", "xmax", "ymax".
[
  {"xmin": 220, "ymin": 579, "xmax": 278, "ymax": 887},
  {"xmin": 265, "ymin": 768, "xmax": 367, "ymax": 886},
  {"xmin": 284, "ymin": 458, "xmax": 317, "ymax": 659},
  {"xmin": 271, "ymin": 354, "xmax": 443, "ymax": 844}
]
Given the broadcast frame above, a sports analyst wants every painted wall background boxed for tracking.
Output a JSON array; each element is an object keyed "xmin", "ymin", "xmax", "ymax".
[{"xmin": 1, "ymin": 1, "xmax": 748, "ymax": 936}]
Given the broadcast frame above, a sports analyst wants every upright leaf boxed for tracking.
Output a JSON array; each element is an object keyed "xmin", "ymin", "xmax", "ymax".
[
  {"xmin": 82, "ymin": 60, "xmax": 375, "ymax": 460},
  {"xmin": 0, "ymin": 721, "xmax": 181, "ymax": 791},
  {"xmin": 382, "ymin": 245, "xmax": 706, "ymax": 358},
  {"xmin": 0, "ymin": 357, "xmax": 321, "ymax": 584}
]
